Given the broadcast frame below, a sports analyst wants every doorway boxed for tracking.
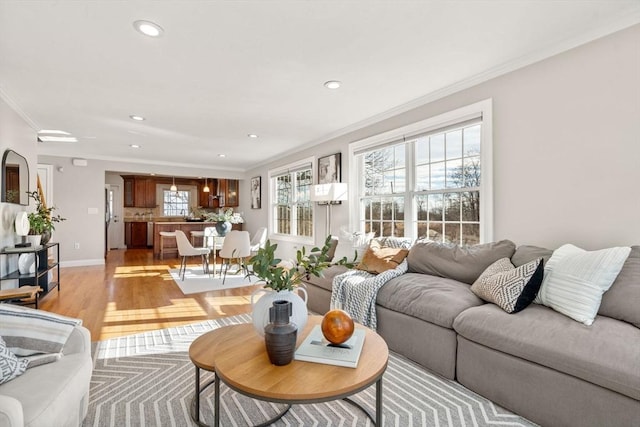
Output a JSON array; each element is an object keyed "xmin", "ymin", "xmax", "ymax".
[{"xmin": 107, "ymin": 185, "xmax": 124, "ymax": 250}]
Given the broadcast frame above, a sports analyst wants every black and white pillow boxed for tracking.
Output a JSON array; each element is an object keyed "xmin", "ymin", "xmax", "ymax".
[
  {"xmin": 471, "ymin": 257, "xmax": 544, "ymax": 313},
  {"xmin": 0, "ymin": 336, "xmax": 28, "ymax": 385}
]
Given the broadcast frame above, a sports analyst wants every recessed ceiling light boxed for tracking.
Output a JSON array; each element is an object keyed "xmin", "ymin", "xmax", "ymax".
[
  {"xmin": 218, "ymin": 154, "xmax": 226, "ymax": 158},
  {"xmin": 38, "ymin": 129, "xmax": 70, "ymax": 135},
  {"xmin": 248, "ymin": 134, "xmax": 259, "ymax": 139},
  {"xmin": 324, "ymin": 80, "xmax": 342, "ymax": 89},
  {"xmin": 129, "ymin": 115, "xmax": 145, "ymax": 121},
  {"xmin": 130, "ymin": 144, "xmax": 141, "ymax": 149},
  {"xmin": 133, "ymin": 20, "xmax": 164, "ymax": 37}
]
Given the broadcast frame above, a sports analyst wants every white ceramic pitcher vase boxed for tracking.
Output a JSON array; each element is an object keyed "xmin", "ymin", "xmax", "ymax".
[{"xmin": 251, "ymin": 287, "xmax": 308, "ymax": 336}]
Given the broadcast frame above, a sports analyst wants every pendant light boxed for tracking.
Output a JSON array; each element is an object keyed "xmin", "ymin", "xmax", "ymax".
[
  {"xmin": 170, "ymin": 176, "xmax": 177, "ymax": 192},
  {"xmin": 203, "ymin": 178, "xmax": 210, "ymax": 193}
]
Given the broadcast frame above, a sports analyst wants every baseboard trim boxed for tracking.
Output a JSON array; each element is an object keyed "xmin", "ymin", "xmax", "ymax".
[{"xmin": 61, "ymin": 259, "xmax": 105, "ymax": 268}]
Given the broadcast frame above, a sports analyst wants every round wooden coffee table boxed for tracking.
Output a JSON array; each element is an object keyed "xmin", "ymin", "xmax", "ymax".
[{"xmin": 189, "ymin": 315, "xmax": 388, "ymax": 426}]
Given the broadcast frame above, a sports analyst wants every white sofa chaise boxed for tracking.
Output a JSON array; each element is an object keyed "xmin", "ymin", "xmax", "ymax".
[{"xmin": 0, "ymin": 310, "xmax": 92, "ymax": 427}]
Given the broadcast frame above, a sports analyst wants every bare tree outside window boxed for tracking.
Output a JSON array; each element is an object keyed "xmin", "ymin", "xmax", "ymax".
[
  {"xmin": 360, "ymin": 121, "xmax": 482, "ymax": 245},
  {"xmin": 163, "ymin": 190, "xmax": 190, "ymax": 216}
]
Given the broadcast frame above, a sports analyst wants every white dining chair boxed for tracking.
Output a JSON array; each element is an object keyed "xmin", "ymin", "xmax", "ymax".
[
  {"xmin": 219, "ymin": 230, "xmax": 251, "ymax": 284},
  {"xmin": 175, "ymin": 230, "xmax": 211, "ymax": 280}
]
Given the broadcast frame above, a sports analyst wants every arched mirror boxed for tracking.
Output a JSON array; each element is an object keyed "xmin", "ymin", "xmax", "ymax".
[{"xmin": 2, "ymin": 149, "xmax": 29, "ymax": 205}]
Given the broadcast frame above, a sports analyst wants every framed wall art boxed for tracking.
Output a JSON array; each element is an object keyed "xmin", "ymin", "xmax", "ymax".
[
  {"xmin": 250, "ymin": 176, "xmax": 261, "ymax": 209},
  {"xmin": 318, "ymin": 153, "xmax": 341, "ymax": 184}
]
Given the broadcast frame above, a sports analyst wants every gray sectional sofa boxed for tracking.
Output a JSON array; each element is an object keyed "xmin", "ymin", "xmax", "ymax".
[{"xmin": 303, "ymin": 241, "xmax": 640, "ymax": 427}]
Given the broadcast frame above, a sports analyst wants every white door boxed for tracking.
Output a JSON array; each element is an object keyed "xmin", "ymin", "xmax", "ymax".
[{"xmin": 108, "ymin": 185, "xmax": 125, "ymax": 249}]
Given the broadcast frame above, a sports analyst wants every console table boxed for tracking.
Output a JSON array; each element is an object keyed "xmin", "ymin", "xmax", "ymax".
[{"xmin": 0, "ymin": 243, "xmax": 60, "ymax": 301}]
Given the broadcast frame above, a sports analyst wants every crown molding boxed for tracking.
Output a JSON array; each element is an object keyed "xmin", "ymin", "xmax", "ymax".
[{"xmin": 0, "ymin": 85, "xmax": 39, "ymax": 130}]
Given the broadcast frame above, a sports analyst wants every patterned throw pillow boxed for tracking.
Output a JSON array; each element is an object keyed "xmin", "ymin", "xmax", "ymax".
[
  {"xmin": 471, "ymin": 257, "xmax": 544, "ymax": 313},
  {"xmin": 0, "ymin": 336, "xmax": 28, "ymax": 385}
]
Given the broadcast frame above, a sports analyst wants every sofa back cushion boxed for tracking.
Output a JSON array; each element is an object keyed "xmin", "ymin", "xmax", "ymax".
[
  {"xmin": 511, "ymin": 245, "xmax": 553, "ymax": 267},
  {"xmin": 407, "ymin": 239, "xmax": 516, "ymax": 284},
  {"xmin": 598, "ymin": 245, "xmax": 640, "ymax": 328}
]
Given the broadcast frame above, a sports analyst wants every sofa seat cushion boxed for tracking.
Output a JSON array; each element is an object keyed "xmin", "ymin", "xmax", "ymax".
[
  {"xmin": 376, "ymin": 273, "xmax": 484, "ymax": 329},
  {"xmin": 0, "ymin": 351, "xmax": 93, "ymax": 427},
  {"xmin": 454, "ymin": 304, "xmax": 640, "ymax": 400}
]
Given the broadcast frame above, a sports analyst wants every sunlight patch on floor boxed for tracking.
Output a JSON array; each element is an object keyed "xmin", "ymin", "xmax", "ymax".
[
  {"xmin": 103, "ymin": 299, "xmax": 207, "ymax": 322},
  {"xmin": 113, "ymin": 264, "xmax": 172, "ymax": 278},
  {"xmin": 204, "ymin": 294, "xmax": 252, "ymax": 316},
  {"xmin": 99, "ymin": 299, "xmax": 210, "ymax": 340}
]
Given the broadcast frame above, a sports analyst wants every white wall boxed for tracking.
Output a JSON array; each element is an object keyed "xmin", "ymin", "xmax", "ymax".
[
  {"xmin": 0, "ymin": 94, "xmax": 38, "ymax": 286},
  {"xmin": 245, "ymin": 24, "xmax": 640, "ymax": 256}
]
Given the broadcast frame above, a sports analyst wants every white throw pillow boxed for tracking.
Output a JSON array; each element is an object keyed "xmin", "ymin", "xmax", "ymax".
[{"xmin": 536, "ymin": 244, "xmax": 631, "ymax": 325}]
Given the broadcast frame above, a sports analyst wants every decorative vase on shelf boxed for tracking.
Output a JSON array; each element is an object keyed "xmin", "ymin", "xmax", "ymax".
[
  {"xmin": 215, "ymin": 221, "xmax": 232, "ymax": 237},
  {"xmin": 18, "ymin": 253, "xmax": 35, "ymax": 275},
  {"xmin": 264, "ymin": 300, "xmax": 297, "ymax": 366},
  {"xmin": 251, "ymin": 287, "xmax": 308, "ymax": 337},
  {"xmin": 40, "ymin": 230, "xmax": 52, "ymax": 245},
  {"xmin": 27, "ymin": 234, "xmax": 42, "ymax": 247}
]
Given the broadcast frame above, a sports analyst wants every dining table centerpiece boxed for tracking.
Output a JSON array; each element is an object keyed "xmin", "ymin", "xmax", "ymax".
[
  {"xmin": 204, "ymin": 208, "xmax": 244, "ymax": 236},
  {"xmin": 248, "ymin": 235, "xmax": 354, "ymax": 336}
]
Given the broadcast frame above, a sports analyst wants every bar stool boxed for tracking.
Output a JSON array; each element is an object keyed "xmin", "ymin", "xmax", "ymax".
[
  {"xmin": 159, "ymin": 231, "xmax": 176, "ymax": 259},
  {"xmin": 190, "ymin": 230, "xmax": 204, "ymax": 246}
]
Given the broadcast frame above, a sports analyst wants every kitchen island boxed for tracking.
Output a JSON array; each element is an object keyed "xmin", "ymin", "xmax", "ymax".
[{"xmin": 152, "ymin": 222, "xmax": 242, "ymax": 259}]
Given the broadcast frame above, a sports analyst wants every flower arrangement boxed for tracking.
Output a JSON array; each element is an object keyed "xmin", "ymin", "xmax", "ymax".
[
  {"xmin": 249, "ymin": 235, "xmax": 355, "ymax": 292},
  {"xmin": 26, "ymin": 190, "xmax": 66, "ymax": 235},
  {"xmin": 205, "ymin": 208, "xmax": 244, "ymax": 224}
]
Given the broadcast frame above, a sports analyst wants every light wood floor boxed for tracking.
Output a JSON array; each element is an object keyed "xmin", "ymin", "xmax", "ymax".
[{"xmin": 39, "ymin": 248, "xmax": 261, "ymax": 341}]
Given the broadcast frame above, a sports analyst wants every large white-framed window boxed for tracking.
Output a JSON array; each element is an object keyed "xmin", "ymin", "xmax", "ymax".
[
  {"xmin": 268, "ymin": 158, "xmax": 314, "ymax": 244},
  {"xmin": 350, "ymin": 99, "xmax": 493, "ymax": 244}
]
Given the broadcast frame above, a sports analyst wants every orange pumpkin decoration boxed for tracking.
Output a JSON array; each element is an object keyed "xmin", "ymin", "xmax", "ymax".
[{"xmin": 321, "ymin": 309, "xmax": 355, "ymax": 345}]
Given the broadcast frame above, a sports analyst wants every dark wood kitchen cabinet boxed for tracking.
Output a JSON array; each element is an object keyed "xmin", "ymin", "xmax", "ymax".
[
  {"xmin": 135, "ymin": 178, "xmax": 156, "ymax": 208},
  {"xmin": 125, "ymin": 222, "xmax": 148, "ymax": 248},
  {"xmin": 122, "ymin": 176, "xmax": 157, "ymax": 208},
  {"xmin": 123, "ymin": 176, "xmax": 135, "ymax": 207},
  {"xmin": 199, "ymin": 179, "xmax": 219, "ymax": 208},
  {"xmin": 217, "ymin": 179, "xmax": 239, "ymax": 208}
]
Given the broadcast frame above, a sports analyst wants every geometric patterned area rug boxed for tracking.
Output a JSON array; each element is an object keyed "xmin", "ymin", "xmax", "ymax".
[{"xmin": 83, "ymin": 314, "xmax": 537, "ymax": 426}]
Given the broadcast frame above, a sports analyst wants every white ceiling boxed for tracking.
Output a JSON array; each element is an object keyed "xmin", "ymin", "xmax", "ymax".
[{"xmin": 1, "ymin": 1, "xmax": 639, "ymax": 172}]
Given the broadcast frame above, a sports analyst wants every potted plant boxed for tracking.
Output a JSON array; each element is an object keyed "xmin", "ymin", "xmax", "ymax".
[
  {"xmin": 248, "ymin": 235, "xmax": 355, "ymax": 336},
  {"xmin": 26, "ymin": 190, "xmax": 66, "ymax": 245},
  {"xmin": 205, "ymin": 208, "xmax": 244, "ymax": 236}
]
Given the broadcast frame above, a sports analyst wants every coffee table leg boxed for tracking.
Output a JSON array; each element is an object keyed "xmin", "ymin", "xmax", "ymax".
[
  {"xmin": 214, "ymin": 373, "xmax": 220, "ymax": 427},
  {"xmin": 194, "ymin": 367, "xmax": 201, "ymax": 422},
  {"xmin": 376, "ymin": 377, "xmax": 383, "ymax": 426}
]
